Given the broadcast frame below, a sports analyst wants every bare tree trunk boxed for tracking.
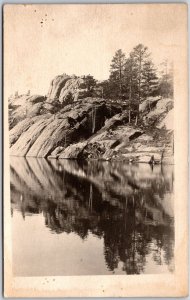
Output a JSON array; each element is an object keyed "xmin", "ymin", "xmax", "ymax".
[
  {"xmin": 119, "ymin": 67, "xmax": 122, "ymax": 95},
  {"xmin": 147, "ymin": 82, "xmax": 150, "ymax": 112},
  {"xmin": 129, "ymin": 81, "xmax": 132, "ymax": 124},
  {"xmin": 136, "ymin": 52, "xmax": 142, "ymax": 126}
]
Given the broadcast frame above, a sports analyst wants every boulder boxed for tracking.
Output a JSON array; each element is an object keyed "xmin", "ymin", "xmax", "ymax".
[
  {"xmin": 59, "ymin": 77, "xmax": 85, "ymax": 103},
  {"xmin": 144, "ymin": 98, "xmax": 174, "ymax": 126},
  {"xmin": 140, "ymin": 96, "xmax": 161, "ymax": 112},
  {"xmin": 157, "ymin": 108, "xmax": 173, "ymax": 130},
  {"xmin": 121, "ymin": 152, "xmax": 162, "ymax": 163},
  {"xmin": 46, "ymin": 74, "xmax": 70, "ymax": 102},
  {"xmin": 58, "ymin": 141, "xmax": 87, "ymax": 159},
  {"xmin": 48, "ymin": 146, "xmax": 64, "ymax": 158},
  {"xmin": 46, "ymin": 74, "xmax": 91, "ymax": 104}
]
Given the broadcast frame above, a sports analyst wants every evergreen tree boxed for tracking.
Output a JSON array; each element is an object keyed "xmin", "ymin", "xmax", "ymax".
[
  {"xmin": 129, "ymin": 44, "xmax": 151, "ymax": 124},
  {"xmin": 110, "ymin": 49, "xmax": 126, "ymax": 96},
  {"xmin": 96, "ymin": 80, "xmax": 117, "ymax": 99},
  {"xmin": 84, "ymin": 75, "xmax": 97, "ymax": 92},
  {"xmin": 158, "ymin": 60, "xmax": 173, "ymax": 98},
  {"xmin": 141, "ymin": 60, "xmax": 158, "ymax": 110},
  {"xmin": 124, "ymin": 54, "xmax": 137, "ymax": 123},
  {"xmin": 107, "ymin": 45, "xmax": 168, "ymax": 124}
]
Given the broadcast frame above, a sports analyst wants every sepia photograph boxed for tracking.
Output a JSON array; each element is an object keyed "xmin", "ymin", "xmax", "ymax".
[{"xmin": 3, "ymin": 3, "xmax": 188, "ymax": 297}]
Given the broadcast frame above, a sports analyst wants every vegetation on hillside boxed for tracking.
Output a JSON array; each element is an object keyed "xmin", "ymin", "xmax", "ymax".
[{"xmin": 97, "ymin": 44, "xmax": 174, "ymax": 124}]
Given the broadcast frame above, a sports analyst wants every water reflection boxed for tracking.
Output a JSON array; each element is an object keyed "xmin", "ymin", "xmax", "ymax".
[{"xmin": 10, "ymin": 157, "xmax": 174, "ymax": 276}]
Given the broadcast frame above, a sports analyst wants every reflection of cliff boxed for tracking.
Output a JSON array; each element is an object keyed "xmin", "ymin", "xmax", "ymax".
[{"xmin": 10, "ymin": 157, "xmax": 174, "ymax": 274}]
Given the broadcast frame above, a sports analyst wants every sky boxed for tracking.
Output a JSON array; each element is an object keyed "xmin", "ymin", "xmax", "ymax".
[{"xmin": 4, "ymin": 4, "xmax": 186, "ymax": 97}]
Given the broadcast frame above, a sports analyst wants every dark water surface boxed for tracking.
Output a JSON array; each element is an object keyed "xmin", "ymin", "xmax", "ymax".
[{"xmin": 10, "ymin": 157, "xmax": 174, "ymax": 276}]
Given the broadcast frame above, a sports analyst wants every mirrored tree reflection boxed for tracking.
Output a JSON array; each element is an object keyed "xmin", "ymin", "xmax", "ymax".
[{"xmin": 10, "ymin": 157, "xmax": 174, "ymax": 274}]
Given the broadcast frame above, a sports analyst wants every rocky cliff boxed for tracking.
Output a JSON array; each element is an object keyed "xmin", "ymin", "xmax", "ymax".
[
  {"xmin": 46, "ymin": 74, "xmax": 89, "ymax": 103},
  {"xmin": 9, "ymin": 74, "xmax": 174, "ymax": 164}
]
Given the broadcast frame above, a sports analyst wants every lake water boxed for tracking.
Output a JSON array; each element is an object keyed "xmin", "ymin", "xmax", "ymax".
[{"xmin": 10, "ymin": 157, "xmax": 174, "ymax": 276}]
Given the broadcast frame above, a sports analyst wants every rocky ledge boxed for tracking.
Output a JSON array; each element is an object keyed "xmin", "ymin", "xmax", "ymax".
[{"xmin": 9, "ymin": 74, "xmax": 174, "ymax": 164}]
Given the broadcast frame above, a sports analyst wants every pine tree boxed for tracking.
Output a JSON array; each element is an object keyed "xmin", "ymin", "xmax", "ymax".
[
  {"xmin": 124, "ymin": 54, "xmax": 137, "ymax": 123},
  {"xmin": 142, "ymin": 60, "xmax": 158, "ymax": 110},
  {"xmin": 110, "ymin": 49, "xmax": 126, "ymax": 96},
  {"xmin": 84, "ymin": 75, "xmax": 97, "ymax": 92},
  {"xmin": 129, "ymin": 44, "xmax": 150, "ymax": 124},
  {"xmin": 158, "ymin": 60, "xmax": 173, "ymax": 98},
  {"xmin": 96, "ymin": 80, "xmax": 117, "ymax": 99}
]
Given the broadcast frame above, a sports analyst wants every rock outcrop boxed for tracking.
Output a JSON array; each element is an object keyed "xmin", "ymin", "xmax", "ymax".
[
  {"xmin": 51, "ymin": 97, "xmax": 174, "ymax": 164},
  {"xmin": 46, "ymin": 74, "xmax": 70, "ymax": 102},
  {"xmin": 46, "ymin": 74, "xmax": 91, "ymax": 104},
  {"xmin": 9, "ymin": 94, "xmax": 45, "ymax": 129},
  {"xmin": 9, "ymin": 73, "xmax": 174, "ymax": 164},
  {"xmin": 10, "ymin": 97, "xmax": 123, "ymax": 158}
]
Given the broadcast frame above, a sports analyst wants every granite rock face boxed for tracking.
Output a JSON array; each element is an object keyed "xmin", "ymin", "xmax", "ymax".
[
  {"xmin": 46, "ymin": 74, "xmax": 90, "ymax": 104},
  {"xmin": 9, "ymin": 94, "xmax": 45, "ymax": 129},
  {"xmin": 10, "ymin": 97, "xmax": 123, "ymax": 158},
  {"xmin": 54, "ymin": 97, "xmax": 174, "ymax": 164},
  {"xmin": 9, "ymin": 73, "xmax": 174, "ymax": 164},
  {"xmin": 46, "ymin": 74, "xmax": 71, "ymax": 102}
]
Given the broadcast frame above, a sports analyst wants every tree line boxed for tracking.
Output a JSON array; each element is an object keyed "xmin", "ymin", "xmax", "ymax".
[
  {"xmin": 86, "ymin": 44, "xmax": 173, "ymax": 125},
  {"xmin": 10, "ymin": 44, "xmax": 173, "ymax": 126},
  {"xmin": 100, "ymin": 44, "xmax": 173, "ymax": 123}
]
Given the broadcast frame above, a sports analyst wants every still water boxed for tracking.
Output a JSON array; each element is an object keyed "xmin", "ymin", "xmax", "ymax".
[{"xmin": 10, "ymin": 157, "xmax": 174, "ymax": 276}]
